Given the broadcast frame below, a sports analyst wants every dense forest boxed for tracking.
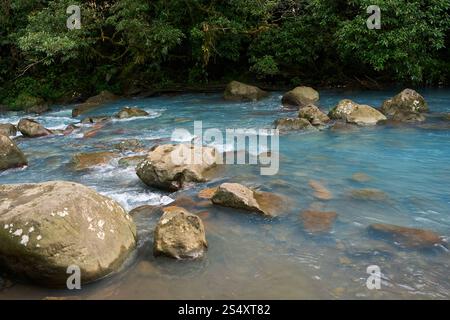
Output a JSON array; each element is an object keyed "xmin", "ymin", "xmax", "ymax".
[{"xmin": 1, "ymin": 0, "xmax": 450, "ymax": 110}]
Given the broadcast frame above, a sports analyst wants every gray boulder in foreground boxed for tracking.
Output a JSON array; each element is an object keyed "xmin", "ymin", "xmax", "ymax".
[{"xmin": 0, "ymin": 181, "xmax": 136, "ymax": 287}]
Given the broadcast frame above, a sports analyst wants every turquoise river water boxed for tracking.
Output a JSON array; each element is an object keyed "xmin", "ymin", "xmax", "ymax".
[{"xmin": 0, "ymin": 89, "xmax": 449, "ymax": 299}]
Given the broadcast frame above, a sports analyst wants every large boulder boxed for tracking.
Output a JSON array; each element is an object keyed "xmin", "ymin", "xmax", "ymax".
[
  {"xmin": 223, "ymin": 81, "xmax": 268, "ymax": 101},
  {"xmin": 298, "ymin": 104, "xmax": 330, "ymax": 125},
  {"xmin": 0, "ymin": 181, "xmax": 136, "ymax": 286},
  {"xmin": 368, "ymin": 223, "xmax": 443, "ymax": 249},
  {"xmin": 0, "ymin": 135, "xmax": 28, "ymax": 171},
  {"xmin": 71, "ymin": 151, "xmax": 118, "ymax": 170},
  {"xmin": 211, "ymin": 183, "xmax": 285, "ymax": 216},
  {"xmin": 116, "ymin": 107, "xmax": 149, "ymax": 119},
  {"xmin": 17, "ymin": 118, "xmax": 52, "ymax": 137},
  {"xmin": 381, "ymin": 89, "xmax": 428, "ymax": 118},
  {"xmin": 153, "ymin": 206, "xmax": 207, "ymax": 259},
  {"xmin": 329, "ymin": 100, "xmax": 386, "ymax": 125},
  {"xmin": 0, "ymin": 123, "xmax": 17, "ymax": 136},
  {"xmin": 72, "ymin": 91, "xmax": 118, "ymax": 117},
  {"xmin": 274, "ymin": 118, "xmax": 317, "ymax": 132},
  {"xmin": 136, "ymin": 144, "xmax": 219, "ymax": 191},
  {"xmin": 344, "ymin": 104, "xmax": 386, "ymax": 125},
  {"xmin": 282, "ymin": 86, "xmax": 319, "ymax": 108}
]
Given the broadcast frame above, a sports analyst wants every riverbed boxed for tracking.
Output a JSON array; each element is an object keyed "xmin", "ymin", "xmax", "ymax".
[{"xmin": 0, "ymin": 89, "xmax": 449, "ymax": 299}]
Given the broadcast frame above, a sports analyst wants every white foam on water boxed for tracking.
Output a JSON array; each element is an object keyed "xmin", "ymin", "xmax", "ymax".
[
  {"xmin": 207, "ymin": 142, "xmax": 234, "ymax": 153},
  {"xmin": 172, "ymin": 131, "xmax": 197, "ymax": 142},
  {"xmin": 102, "ymin": 190, "xmax": 174, "ymax": 211}
]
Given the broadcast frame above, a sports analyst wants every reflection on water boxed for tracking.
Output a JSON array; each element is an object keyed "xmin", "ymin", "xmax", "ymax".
[{"xmin": 0, "ymin": 89, "xmax": 449, "ymax": 299}]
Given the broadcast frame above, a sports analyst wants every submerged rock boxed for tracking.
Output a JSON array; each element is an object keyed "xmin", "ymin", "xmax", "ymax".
[
  {"xmin": 391, "ymin": 111, "xmax": 426, "ymax": 123},
  {"xmin": 136, "ymin": 144, "xmax": 219, "ymax": 191},
  {"xmin": 153, "ymin": 206, "xmax": 207, "ymax": 259},
  {"xmin": 129, "ymin": 205, "xmax": 163, "ymax": 217},
  {"xmin": 0, "ymin": 181, "xmax": 136, "ymax": 286},
  {"xmin": 274, "ymin": 118, "xmax": 317, "ymax": 132},
  {"xmin": 198, "ymin": 187, "xmax": 218, "ymax": 200},
  {"xmin": 329, "ymin": 100, "xmax": 386, "ymax": 125},
  {"xmin": 298, "ymin": 104, "xmax": 329, "ymax": 125},
  {"xmin": 300, "ymin": 210, "xmax": 337, "ymax": 233},
  {"xmin": 351, "ymin": 172, "xmax": 372, "ymax": 183},
  {"xmin": 309, "ymin": 180, "xmax": 333, "ymax": 200},
  {"xmin": 71, "ymin": 151, "xmax": 118, "ymax": 170},
  {"xmin": 253, "ymin": 191, "xmax": 289, "ymax": 217},
  {"xmin": 17, "ymin": 118, "xmax": 52, "ymax": 137},
  {"xmin": 112, "ymin": 139, "xmax": 142, "ymax": 152},
  {"xmin": 351, "ymin": 188, "xmax": 387, "ymax": 201},
  {"xmin": 223, "ymin": 81, "xmax": 268, "ymax": 101},
  {"xmin": 368, "ymin": 223, "xmax": 443, "ymax": 248},
  {"xmin": 63, "ymin": 124, "xmax": 79, "ymax": 136},
  {"xmin": 118, "ymin": 155, "xmax": 146, "ymax": 167},
  {"xmin": 0, "ymin": 135, "xmax": 28, "ymax": 171},
  {"xmin": 72, "ymin": 90, "xmax": 118, "ymax": 117},
  {"xmin": 282, "ymin": 86, "xmax": 319, "ymax": 108},
  {"xmin": 330, "ymin": 121, "xmax": 360, "ymax": 133},
  {"xmin": 82, "ymin": 122, "xmax": 107, "ymax": 139},
  {"xmin": 381, "ymin": 89, "xmax": 428, "ymax": 118},
  {"xmin": 116, "ymin": 107, "xmax": 149, "ymax": 119},
  {"xmin": 0, "ymin": 123, "xmax": 17, "ymax": 136}
]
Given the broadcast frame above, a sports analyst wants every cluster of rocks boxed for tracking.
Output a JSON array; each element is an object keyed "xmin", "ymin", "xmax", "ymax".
[
  {"xmin": 0, "ymin": 83, "xmax": 446, "ymax": 289},
  {"xmin": 227, "ymin": 83, "xmax": 431, "ymax": 132}
]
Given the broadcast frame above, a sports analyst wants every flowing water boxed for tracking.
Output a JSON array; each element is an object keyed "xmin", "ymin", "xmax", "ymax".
[{"xmin": 0, "ymin": 89, "xmax": 449, "ymax": 299}]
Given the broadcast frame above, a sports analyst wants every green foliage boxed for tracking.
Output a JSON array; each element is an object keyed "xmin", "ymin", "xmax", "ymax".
[
  {"xmin": 336, "ymin": 0, "xmax": 450, "ymax": 83},
  {"xmin": 1, "ymin": 0, "xmax": 450, "ymax": 108}
]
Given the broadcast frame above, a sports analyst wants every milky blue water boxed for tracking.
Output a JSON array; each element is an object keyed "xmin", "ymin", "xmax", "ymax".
[{"xmin": 0, "ymin": 89, "xmax": 449, "ymax": 299}]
